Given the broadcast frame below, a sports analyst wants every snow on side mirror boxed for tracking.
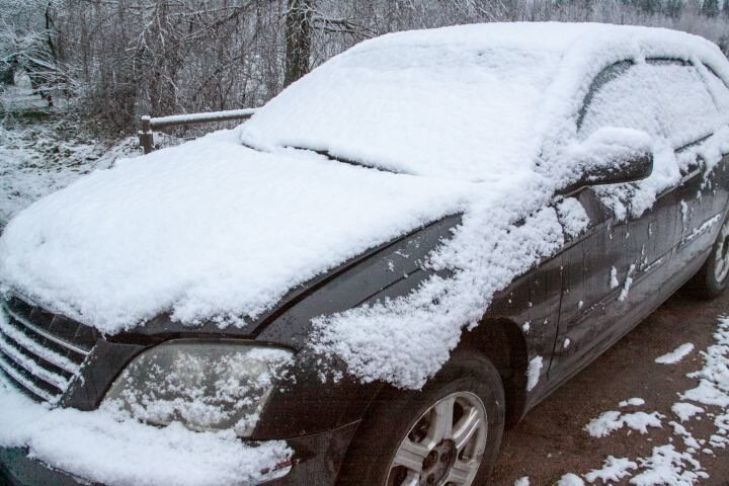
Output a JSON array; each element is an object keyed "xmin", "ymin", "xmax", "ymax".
[{"xmin": 558, "ymin": 127, "xmax": 654, "ymax": 195}]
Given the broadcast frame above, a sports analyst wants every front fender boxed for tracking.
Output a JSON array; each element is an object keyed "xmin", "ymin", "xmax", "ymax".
[{"xmin": 252, "ymin": 215, "xmax": 461, "ymax": 438}]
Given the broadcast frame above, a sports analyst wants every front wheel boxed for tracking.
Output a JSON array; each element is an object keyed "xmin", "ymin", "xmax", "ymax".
[
  {"xmin": 686, "ymin": 214, "xmax": 729, "ymax": 299},
  {"xmin": 337, "ymin": 353, "xmax": 505, "ymax": 486}
]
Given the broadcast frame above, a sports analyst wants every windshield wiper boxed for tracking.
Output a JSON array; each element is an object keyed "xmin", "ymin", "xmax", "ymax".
[{"xmin": 287, "ymin": 146, "xmax": 402, "ymax": 174}]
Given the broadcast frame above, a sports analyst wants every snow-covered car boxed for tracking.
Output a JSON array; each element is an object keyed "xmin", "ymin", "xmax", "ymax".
[{"xmin": 2, "ymin": 22, "xmax": 729, "ymax": 486}]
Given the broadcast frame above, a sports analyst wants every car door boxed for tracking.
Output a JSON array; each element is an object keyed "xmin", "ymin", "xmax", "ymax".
[
  {"xmin": 671, "ymin": 142, "xmax": 725, "ymax": 267},
  {"xmin": 550, "ymin": 60, "xmax": 679, "ymax": 377},
  {"xmin": 655, "ymin": 62, "xmax": 729, "ymax": 269},
  {"xmin": 552, "ymin": 189, "xmax": 619, "ymax": 369}
]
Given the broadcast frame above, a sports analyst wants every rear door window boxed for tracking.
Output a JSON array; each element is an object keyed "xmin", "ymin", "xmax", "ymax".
[
  {"xmin": 702, "ymin": 65, "xmax": 729, "ymax": 113},
  {"xmin": 648, "ymin": 61, "xmax": 721, "ymax": 147}
]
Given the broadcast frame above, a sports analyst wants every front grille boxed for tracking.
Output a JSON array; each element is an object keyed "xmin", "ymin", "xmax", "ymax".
[{"xmin": 0, "ymin": 297, "xmax": 99, "ymax": 404}]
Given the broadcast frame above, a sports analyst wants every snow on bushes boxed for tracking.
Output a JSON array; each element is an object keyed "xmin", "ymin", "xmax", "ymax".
[{"xmin": 0, "ymin": 124, "xmax": 141, "ymax": 228}]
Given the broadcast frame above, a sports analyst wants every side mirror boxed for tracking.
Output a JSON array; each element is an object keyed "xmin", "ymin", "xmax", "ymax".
[{"xmin": 558, "ymin": 127, "xmax": 654, "ymax": 195}]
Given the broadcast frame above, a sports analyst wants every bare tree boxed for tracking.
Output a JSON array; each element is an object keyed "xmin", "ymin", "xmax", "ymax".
[
  {"xmin": 703, "ymin": 0, "xmax": 720, "ymax": 16},
  {"xmin": 284, "ymin": 0, "xmax": 313, "ymax": 87},
  {"xmin": 2, "ymin": 0, "xmax": 728, "ymax": 137}
]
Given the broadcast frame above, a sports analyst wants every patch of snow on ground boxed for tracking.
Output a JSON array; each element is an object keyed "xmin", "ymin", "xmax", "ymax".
[
  {"xmin": 584, "ymin": 455, "xmax": 637, "ymax": 483},
  {"xmin": 669, "ymin": 421, "xmax": 702, "ymax": 451},
  {"xmin": 513, "ymin": 476, "xmax": 530, "ymax": 486},
  {"xmin": 681, "ymin": 379, "xmax": 729, "ymax": 407},
  {"xmin": 671, "ymin": 402, "xmax": 705, "ymax": 422},
  {"xmin": 629, "ymin": 445, "xmax": 707, "ymax": 486},
  {"xmin": 564, "ymin": 317, "xmax": 729, "ymax": 484},
  {"xmin": 556, "ymin": 473, "xmax": 585, "ymax": 486},
  {"xmin": 655, "ymin": 343, "xmax": 695, "ymax": 365},
  {"xmin": 620, "ymin": 398, "xmax": 646, "ymax": 408},
  {"xmin": 585, "ymin": 410, "xmax": 663, "ymax": 438}
]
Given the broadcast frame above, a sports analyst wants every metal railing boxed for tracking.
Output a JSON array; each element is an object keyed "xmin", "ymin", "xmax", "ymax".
[{"xmin": 138, "ymin": 108, "xmax": 257, "ymax": 154}]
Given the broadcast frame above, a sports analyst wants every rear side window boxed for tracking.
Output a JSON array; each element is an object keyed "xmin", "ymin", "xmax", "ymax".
[
  {"xmin": 648, "ymin": 61, "xmax": 720, "ymax": 145},
  {"xmin": 579, "ymin": 62, "xmax": 664, "ymax": 140},
  {"xmin": 579, "ymin": 60, "xmax": 721, "ymax": 146},
  {"xmin": 702, "ymin": 65, "xmax": 729, "ymax": 113}
]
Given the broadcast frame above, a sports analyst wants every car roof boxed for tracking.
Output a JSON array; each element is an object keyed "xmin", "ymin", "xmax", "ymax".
[
  {"xmin": 359, "ymin": 22, "xmax": 723, "ymax": 63},
  {"xmin": 241, "ymin": 22, "xmax": 729, "ymax": 181}
]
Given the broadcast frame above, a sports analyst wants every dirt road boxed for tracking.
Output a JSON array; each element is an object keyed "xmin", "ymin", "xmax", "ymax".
[{"xmin": 491, "ymin": 290, "xmax": 729, "ymax": 485}]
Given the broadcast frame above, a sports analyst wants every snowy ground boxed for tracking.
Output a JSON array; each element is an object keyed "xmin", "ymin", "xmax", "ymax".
[
  {"xmin": 0, "ymin": 80, "xmax": 144, "ymax": 231},
  {"xmin": 493, "ymin": 291, "xmax": 729, "ymax": 486},
  {"xmin": 0, "ymin": 121, "xmax": 142, "ymax": 231}
]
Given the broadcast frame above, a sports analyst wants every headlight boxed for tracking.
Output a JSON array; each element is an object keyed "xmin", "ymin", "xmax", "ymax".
[{"xmin": 103, "ymin": 340, "xmax": 293, "ymax": 437}]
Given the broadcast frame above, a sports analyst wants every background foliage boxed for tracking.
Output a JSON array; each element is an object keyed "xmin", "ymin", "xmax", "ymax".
[{"xmin": 1, "ymin": 0, "xmax": 728, "ymax": 136}]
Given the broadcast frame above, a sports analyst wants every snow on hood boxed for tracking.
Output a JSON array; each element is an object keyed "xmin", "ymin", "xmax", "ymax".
[{"xmin": 0, "ymin": 129, "xmax": 478, "ymax": 333}]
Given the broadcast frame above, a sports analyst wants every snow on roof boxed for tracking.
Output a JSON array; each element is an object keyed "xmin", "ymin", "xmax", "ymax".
[{"xmin": 241, "ymin": 22, "xmax": 729, "ymax": 181}]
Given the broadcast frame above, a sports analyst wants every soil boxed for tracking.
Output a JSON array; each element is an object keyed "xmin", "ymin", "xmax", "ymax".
[{"xmin": 491, "ymin": 290, "xmax": 729, "ymax": 485}]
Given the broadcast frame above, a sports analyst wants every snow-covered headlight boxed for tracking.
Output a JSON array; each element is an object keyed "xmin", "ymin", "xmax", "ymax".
[{"xmin": 103, "ymin": 340, "xmax": 293, "ymax": 437}]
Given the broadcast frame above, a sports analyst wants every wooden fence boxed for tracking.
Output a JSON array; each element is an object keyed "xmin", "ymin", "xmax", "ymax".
[{"xmin": 138, "ymin": 108, "xmax": 257, "ymax": 154}]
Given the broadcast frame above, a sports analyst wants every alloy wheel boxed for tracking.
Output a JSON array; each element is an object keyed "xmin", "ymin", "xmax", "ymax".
[{"xmin": 386, "ymin": 391, "xmax": 488, "ymax": 486}]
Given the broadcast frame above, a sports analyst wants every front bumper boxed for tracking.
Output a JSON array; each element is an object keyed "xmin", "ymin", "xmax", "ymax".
[{"xmin": 0, "ymin": 421, "xmax": 360, "ymax": 486}]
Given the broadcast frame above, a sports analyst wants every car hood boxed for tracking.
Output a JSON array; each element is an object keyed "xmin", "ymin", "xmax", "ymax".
[{"xmin": 0, "ymin": 129, "xmax": 477, "ymax": 334}]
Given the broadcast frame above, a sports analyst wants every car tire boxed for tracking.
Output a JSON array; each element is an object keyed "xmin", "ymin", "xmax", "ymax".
[
  {"xmin": 336, "ymin": 352, "xmax": 505, "ymax": 486},
  {"xmin": 686, "ymin": 214, "xmax": 729, "ymax": 299}
]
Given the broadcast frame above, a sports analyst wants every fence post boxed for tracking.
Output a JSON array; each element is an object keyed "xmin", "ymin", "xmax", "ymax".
[
  {"xmin": 138, "ymin": 115, "xmax": 154, "ymax": 154},
  {"xmin": 137, "ymin": 109, "xmax": 256, "ymax": 154}
]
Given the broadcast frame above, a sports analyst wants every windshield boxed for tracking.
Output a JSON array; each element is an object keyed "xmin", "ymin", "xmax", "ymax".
[{"xmin": 240, "ymin": 29, "xmax": 560, "ymax": 181}]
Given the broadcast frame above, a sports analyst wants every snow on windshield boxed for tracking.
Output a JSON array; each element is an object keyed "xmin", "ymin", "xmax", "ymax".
[{"xmin": 240, "ymin": 26, "xmax": 560, "ymax": 181}]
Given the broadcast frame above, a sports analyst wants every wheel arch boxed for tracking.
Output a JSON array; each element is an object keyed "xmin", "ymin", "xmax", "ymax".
[
  {"xmin": 456, "ymin": 318, "xmax": 529, "ymax": 427},
  {"xmin": 358, "ymin": 318, "xmax": 530, "ymax": 430}
]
